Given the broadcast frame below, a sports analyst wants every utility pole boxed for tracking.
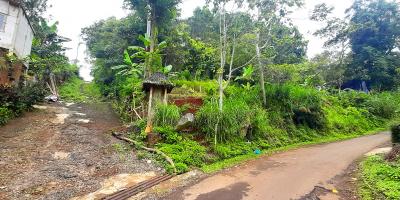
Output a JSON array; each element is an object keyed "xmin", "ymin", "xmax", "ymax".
[{"xmin": 74, "ymin": 41, "xmax": 83, "ymax": 65}]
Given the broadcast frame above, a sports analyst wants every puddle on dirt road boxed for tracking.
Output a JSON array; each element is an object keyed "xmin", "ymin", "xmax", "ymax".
[{"xmin": 71, "ymin": 172, "xmax": 157, "ymax": 200}]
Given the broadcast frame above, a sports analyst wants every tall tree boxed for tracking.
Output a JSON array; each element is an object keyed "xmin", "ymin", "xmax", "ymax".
[
  {"xmin": 311, "ymin": 3, "xmax": 350, "ymax": 90},
  {"xmin": 248, "ymin": 0, "xmax": 303, "ymax": 106},
  {"xmin": 347, "ymin": 0, "xmax": 400, "ymax": 90}
]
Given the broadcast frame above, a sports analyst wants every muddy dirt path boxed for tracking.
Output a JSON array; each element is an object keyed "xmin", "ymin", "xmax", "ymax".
[
  {"xmin": 0, "ymin": 102, "xmax": 159, "ymax": 200},
  {"xmin": 165, "ymin": 132, "xmax": 390, "ymax": 200}
]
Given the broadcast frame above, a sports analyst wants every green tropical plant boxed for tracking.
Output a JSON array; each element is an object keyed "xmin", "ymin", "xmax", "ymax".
[{"xmin": 112, "ymin": 34, "xmax": 171, "ymax": 77}]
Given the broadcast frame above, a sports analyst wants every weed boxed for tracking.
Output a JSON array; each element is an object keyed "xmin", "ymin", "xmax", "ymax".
[
  {"xmin": 154, "ymin": 104, "xmax": 181, "ymax": 127},
  {"xmin": 157, "ymin": 139, "xmax": 207, "ymax": 173}
]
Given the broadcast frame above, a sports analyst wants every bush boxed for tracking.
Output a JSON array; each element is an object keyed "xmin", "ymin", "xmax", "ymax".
[
  {"xmin": 196, "ymin": 98, "xmax": 252, "ymax": 142},
  {"xmin": 324, "ymin": 103, "xmax": 377, "ymax": 134},
  {"xmin": 391, "ymin": 125, "xmax": 400, "ymax": 144},
  {"xmin": 173, "ymin": 80, "xmax": 218, "ymax": 96},
  {"xmin": 365, "ymin": 93, "xmax": 398, "ymax": 119},
  {"xmin": 0, "ymin": 107, "xmax": 12, "ymax": 125},
  {"xmin": 154, "ymin": 104, "xmax": 181, "ymax": 127},
  {"xmin": 153, "ymin": 126, "xmax": 182, "ymax": 144},
  {"xmin": 265, "ymin": 84, "xmax": 326, "ymax": 129},
  {"xmin": 0, "ymin": 83, "xmax": 46, "ymax": 125},
  {"xmin": 157, "ymin": 140, "xmax": 207, "ymax": 173}
]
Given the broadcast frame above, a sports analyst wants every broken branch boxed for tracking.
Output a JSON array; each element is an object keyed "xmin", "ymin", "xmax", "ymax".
[{"xmin": 112, "ymin": 132, "xmax": 177, "ymax": 174}]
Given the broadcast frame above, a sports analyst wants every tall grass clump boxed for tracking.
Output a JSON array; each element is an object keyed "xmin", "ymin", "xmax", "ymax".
[
  {"xmin": 365, "ymin": 92, "xmax": 399, "ymax": 119},
  {"xmin": 154, "ymin": 104, "xmax": 181, "ymax": 127},
  {"xmin": 265, "ymin": 84, "xmax": 326, "ymax": 129},
  {"xmin": 196, "ymin": 98, "xmax": 252, "ymax": 142}
]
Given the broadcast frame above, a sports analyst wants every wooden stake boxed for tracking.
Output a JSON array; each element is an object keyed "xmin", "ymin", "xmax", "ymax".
[{"xmin": 145, "ymin": 87, "xmax": 154, "ymax": 134}]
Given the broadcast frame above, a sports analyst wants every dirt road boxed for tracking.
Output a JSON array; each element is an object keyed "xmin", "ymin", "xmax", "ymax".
[
  {"xmin": 0, "ymin": 102, "xmax": 159, "ymax": 200},
  {"xmin": 166, "ymin": 132, "xmax": 390, "ymax": 200}
]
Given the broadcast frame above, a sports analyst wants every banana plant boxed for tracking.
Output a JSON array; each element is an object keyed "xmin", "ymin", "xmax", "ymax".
[
  {"xmin": 112, "ymin": 34, "xmax": 171, "ymax": 78},
  {"xmin": 111, "ymin": 49, "xmax": 144, "ymax": 78},
  {"xmin": 236, "ymin": 65, "xmax": 255, "ymax": 90},
  {"xmin": 235, "ymin": 65, "xmax": 254, "ymax": 81}
]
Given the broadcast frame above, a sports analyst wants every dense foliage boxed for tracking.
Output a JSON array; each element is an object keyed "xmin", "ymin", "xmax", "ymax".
[
  {"xmin": 77, "ymin": 0, "xmax": 400, "ymax": 176},
  {"xmin": 0, "ymin": 84, "xmax": 46, "ymax": 125}
]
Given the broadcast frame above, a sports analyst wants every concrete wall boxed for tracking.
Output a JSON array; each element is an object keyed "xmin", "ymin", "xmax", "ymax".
[{"xmin": 0, "ymin": 0, "xmax": 33, "ymax": 59}]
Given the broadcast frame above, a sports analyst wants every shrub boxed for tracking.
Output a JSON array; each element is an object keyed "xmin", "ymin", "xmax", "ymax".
[
  {"xmin": 157, "ymin": 140, "xmax": 207, "ymax": 173},
  {"xmin": 391, "ymin": 125, "xmax": 400, "ymax": 144},
  {"xmin": 153, "ymin": 126, "xmax": 182, "ymax": 144},
  {"xmin": 0, "ymin": 83, "xmax": 46, "ymax": 126},
  {"xmin": 336, "ymin": 90, "xmax": 370, "ymax": 108},
  {"xmin": 265, "ymin": 84, "xmax": 326, "ymax": 129},
  {"xmin": 154, "ymin": 104, "xmax": 181, "ymax": 127},
  {"xmin": 365, "ymin": 93, "xmax": 398, "ymax": 119},
  {"xmin": 0, "ymin": 107, "xmax": 12, "ymax": 125},
  {"xmin": 324, "ymin": 104, "xmax": 377, "ymax": 134},
  {"xmin": 196, "ymin": 98, "xmax": 252, "ymax": 142}
]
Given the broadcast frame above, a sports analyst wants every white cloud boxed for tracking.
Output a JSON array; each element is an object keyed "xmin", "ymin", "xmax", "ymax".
[{"xmin": 46, "ymin": 0, "xmax": 355, "ymax": 81}]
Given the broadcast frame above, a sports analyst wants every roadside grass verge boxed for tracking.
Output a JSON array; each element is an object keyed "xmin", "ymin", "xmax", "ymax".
[
  {"xmin": 202, "ymin": 128, "xmax": 386, "ymax": 173},
  {"xmin": 359, "ymin": 155, "xmax": 400, "ymax": 200}
]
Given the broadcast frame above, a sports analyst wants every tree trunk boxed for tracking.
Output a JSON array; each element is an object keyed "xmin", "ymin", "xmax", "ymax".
[
  {"xmin": 218, "ymin": 3, "xmax": 227, "ymax": 112},
  {"xmin": 256, "ymin": 32, "xmax": 267, "ymax": 107}
]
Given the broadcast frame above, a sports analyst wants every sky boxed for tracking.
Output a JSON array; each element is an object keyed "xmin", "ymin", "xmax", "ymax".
[{"xmin": 46, "ymin": 0, "xmax": 354, "ymax": 81}]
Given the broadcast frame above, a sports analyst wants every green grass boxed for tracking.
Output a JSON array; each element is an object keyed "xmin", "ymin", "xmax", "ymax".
[
  {"xmin": 59, "ymin": 77, "xmax": 102, "ymax": 102},
  {"xmin": 359, "ymin": 155, "xmax": 400, "ymax": 200},
  {"xmin": 201, "ymin": 128, "xmax": 386, "ymax": 174}
]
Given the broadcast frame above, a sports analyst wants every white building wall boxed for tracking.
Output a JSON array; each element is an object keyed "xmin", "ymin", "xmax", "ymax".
[
  {"xmin": 0, "ymin": 0, "xmax": 33, "ymax": 59},
  {"xmin": 13, "ymin": 9, "xmax": 33, "ymax": 58}
]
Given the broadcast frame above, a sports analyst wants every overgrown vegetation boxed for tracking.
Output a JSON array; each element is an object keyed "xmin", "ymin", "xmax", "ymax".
[
  {"xmin": 0, "ymin": 83, "xmax": 47, "ymax": 125},
  {"xmin": 359, "ymin": 155, "xmax": 400, "ymax": 200},
  {"xmin": 126, "ymin": 82, "xmax": 400, "ymax": 174},
  {"xmin": 76, "ymin": 0, "xmax": 400, "ymax": 176},
  {"xmin": 59, "ymin": 77, "xmax": 102, "ymax": 102}
]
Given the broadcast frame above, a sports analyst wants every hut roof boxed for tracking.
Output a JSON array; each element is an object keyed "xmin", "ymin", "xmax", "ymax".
[{"xmin": 142, "ymin": 72, "xmax": 174, "ymax": 93}]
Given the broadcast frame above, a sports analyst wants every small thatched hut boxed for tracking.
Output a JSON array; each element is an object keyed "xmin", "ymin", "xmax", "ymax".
[{"xmin": 143, "ymin": 72, "xmax": 174, "ymax": 133}]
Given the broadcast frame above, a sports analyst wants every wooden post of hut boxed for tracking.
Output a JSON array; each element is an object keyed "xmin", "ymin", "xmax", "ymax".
[{"xmin": 142, "ymin": 72, "xmax": 174, "ymax": 134}]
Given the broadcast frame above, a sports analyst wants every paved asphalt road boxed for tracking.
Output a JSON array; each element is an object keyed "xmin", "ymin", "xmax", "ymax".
[{"xmin": 165, "ymin": 132, "xmax": 390, "ymax": 200}]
